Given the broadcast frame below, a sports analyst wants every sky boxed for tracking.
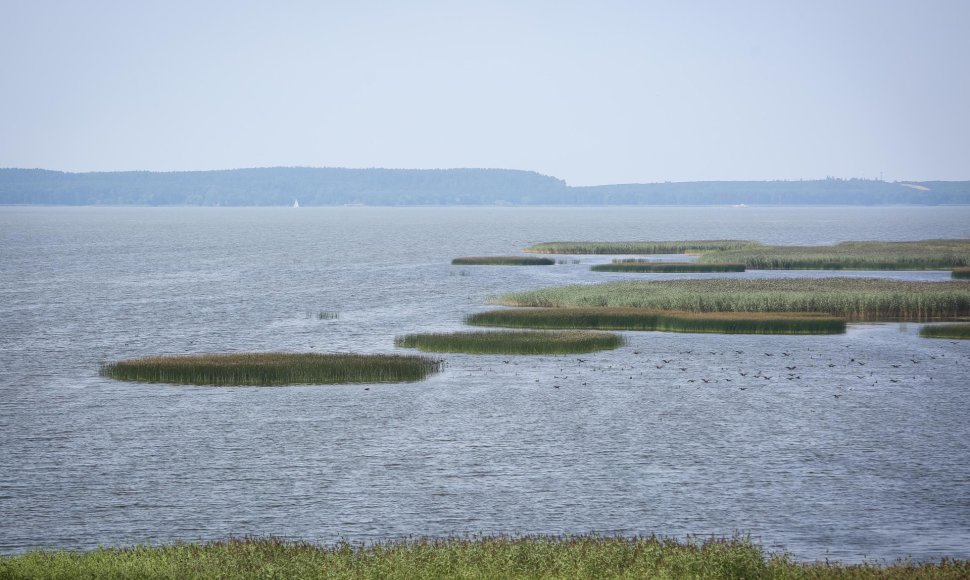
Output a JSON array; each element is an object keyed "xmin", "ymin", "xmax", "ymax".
[{"xmin": 1, "ymin": 0, "xmax": 968, "ymax": 185}]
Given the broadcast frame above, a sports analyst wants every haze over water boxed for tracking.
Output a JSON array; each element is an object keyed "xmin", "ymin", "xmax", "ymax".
[{"xmin": 2, "ymin": 205, "xmax": 969, "ymax": 561}]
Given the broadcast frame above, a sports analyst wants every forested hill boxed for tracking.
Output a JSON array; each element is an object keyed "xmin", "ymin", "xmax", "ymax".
[{"xmin": 1, "ymin": 167, "xmax": 968, "ymax": 206}]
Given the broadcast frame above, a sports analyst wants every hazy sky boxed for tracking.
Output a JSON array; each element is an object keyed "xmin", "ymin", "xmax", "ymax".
[{"xmin": 2, "ymin": 0, "xmax": 968, "ymax": 185}]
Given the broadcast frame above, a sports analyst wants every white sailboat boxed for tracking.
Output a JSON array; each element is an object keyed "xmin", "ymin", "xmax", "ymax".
[{"xmin": 293, "ymin": 199, "xmax": 300, "ymax": 208}]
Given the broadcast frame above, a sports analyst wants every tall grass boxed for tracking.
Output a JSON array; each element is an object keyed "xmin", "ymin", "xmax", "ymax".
[
  {"xmin": 452, "ymin": 256, "xmax": 555, "ymax": 265},
  {"xmin": 919, "ymin": 323, "xmax": 970, "ymax": 339},
  {"xmin": 700, "ymin": 239, "xmax": 970, "ymax": 270},
  {"xmin": 495, "ymin": 278, "xmax": 970, "ymax": 322},
  {"xmin": 3, "ymin": 536, "xmax": 968, "ymax": 579},
  {"xmin": 467, "ymin": 308, "xmax": 846, "ymax": 334},
  {"xmin": 953, "ymin": 267, "xmax": 970, "ymax": 279},
  {"xmin": 591, "ymin": 261, "xmax": 745, "ymax": 273},
  {"xmin": 395, "ymin": 330, "xmax": 623, "ymax": 354},
  {"xmin": 524, "ymin": 240, "xmax": 759, "ymax": 254},
  {"xmin": 100, "ymin": 353, "xmax": 443, "ymax": 386}
]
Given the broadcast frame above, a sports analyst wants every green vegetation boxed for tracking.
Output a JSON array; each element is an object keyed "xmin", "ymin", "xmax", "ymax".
[
  {"xmin": 395, "ymin": 330, "xmax": 623, "ymax": 354},
  {"xmin": 467, "ymin": 308, "xmax": 845, "ymax": 335},
  {"xmin": 699, "ymin": 239, "xmax": 970, "ymax": 270},
  {"xmin": 496, "ymin": 278, "xmax": 970, "ymax": 322},
  {"xmin": 953, "ymin": 267, "xmax": 970, "ymax": 279},
  {"xmin": 920, "ymin": 323, "xmax": 970, "ymax": 339},
  {"xmin": 452, "ymin": 256, "xmax": 555, "ymax": 266},
  {"xmin": 524, "ymin": 240, "xmax": 758, "ymax": 254},
  {"xmin": 592, "ymin": 261, "xmax": 745, "ymax": 273},
  {"xmin": 3, "ymin": 536, "xmax": 968, "ymax": 580},
  {"xmin": 100, "ymin": 353, "xmax": 442, "ymax": 386}
]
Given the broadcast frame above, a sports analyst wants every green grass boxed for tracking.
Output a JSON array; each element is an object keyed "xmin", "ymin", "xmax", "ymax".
[
  {"xmin": 953, "ymin": 267, "xmax": 970, "ymax": 279},
  {"xmin": 100, "ymin": 353, "xmax": 442, "ymax": 386},
  {"xmin": 495, "ymin": 278, "xmax": 970, "ymax": 322},
  {"xmin": 452, "ymin": 256, "xmax": 555, "ymax": 265},
  {"xmin": 3, "ymin": 536, "xmax": 968, "ymax": 580},
  {"xmin": 592, "ymin": 261, "xmax": 745, "ymax": 273},
  {"xmin": 699, "ymin": 239, "xmax": 970, "ymax": 270},
  {"xmin": 394, "ymin": 330, "xmax": 623, "ymax": 354},
  {"xmin": 467, "ymin": 308, "xmax": 846, "ymax": 334},
  {"xmin": 524, "ymin": 240, "xmax": 759, "ymax": 254},
  {"xmin": 919, "ymin": 323, "xmax": 970, "ymax": 339}
]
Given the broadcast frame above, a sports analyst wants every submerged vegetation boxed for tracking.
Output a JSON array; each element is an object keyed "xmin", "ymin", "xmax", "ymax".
[
  {"xmin": 919, "ymin": 323, "xmax": 970, "ymax": 339},
  {"xmin": 100, "ymin": 353, "xmax": 442, "ymax": 386},
  {"xmin": 467, "ymin": 308, "xmax": 846, "ymax": 335},
  {"xmin": 591, "ymin": 261, "xmax": 745, "ymax": 273},
  {"xmin": 3, "ymin": 536, "xmax": 968, "ymax": 580},
  {"xmin": 524, "ymin": 240, "xmax": 757, "ymax": 254},
  {"xmin": 496, "ymin": 278, "xmax": 970, "ymax": 322},
  {"xmin": 395, "ymin": 330, "xmax": 623, "ymax": 354},
  {"xmin": 953, "ymin": 267, "xmax": 970, "ymax": 279},
  {"xmin": 452, "ymin": 256, "xmax": 555, "ymax": 265}
]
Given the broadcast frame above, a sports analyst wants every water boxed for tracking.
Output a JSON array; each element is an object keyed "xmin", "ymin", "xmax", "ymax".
[{"xmin": 2, "ymin": 205, "xmax": 969, "ymax": 562}]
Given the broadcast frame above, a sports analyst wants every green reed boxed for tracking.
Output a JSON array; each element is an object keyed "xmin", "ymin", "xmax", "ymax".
[
  {"xmin": 700, "ymin": 239, "xmax": 970, "ymax": 270},
  {"xmin": 452, "ymin": 256, "xmax": 555, "ymax": 265},
  {"xmin": 467, "ymin": 307, "xmax": 846, "ymax": 334},
  {"xmin": 524, "ymin": 240, "xmax": 759, "ymax": 254},
  {"xmin": 100, "ymin": 352, "xmax": 443, "ymax": 386},
  {"xmin": 495, "ymin": 278, "xmax": 970, "ymax": 322},
  {"xmin": 592, "ymin": 261, "xmax": 745, "ymax": 273},
  {"xmin": 4, "ymin": 536, "xmax": 968, "ymax": 580},
  {"xmin": 953, "ymin": 267, "xmax": 970, "ymax": 279},
  {"xmin": 919, "ymin": 323, "xmax": 970, "ymax": 339},
  {"xmin": 394, "ymin": 330, "xmax": 623, "ymax": 354}
]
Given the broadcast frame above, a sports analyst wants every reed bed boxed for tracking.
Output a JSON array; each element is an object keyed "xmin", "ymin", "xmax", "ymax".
[
  {"xmin": 3, "ymin": 536, "xmax": 968, "ymax": 580},
  {"xmin": 700, "ymin": 239, "xmax": 970, "ymax": 270},
  {"xmin": 919, "ymin": 323, "xmax": 970, "ymax": 339},
  {"xmin": 524, "ymin": 240, "xmax": 759, "ymax": 254},
  {"xmin": 100, "ymin": 353, "xmax": 442, "ymax": 386},
  {"xmin": 452, "ymin": 256, "xmax": 555, "ymax": 265},
  {"xmin": 394, "ymin": 330, "xmax": 623, "ymax": 354},
  {"xmin": 495, "ymin": 278, "xmax": 970, "ymax": 322},
  {"xmin": 953, "ymin": 267, "xmax": 970, "ymax": 279},
  {"xmin": 467, "ymin": 307, "xmax": 846, "ymax": 334},
  {"xmin": 592, "ymin": 261, "xmax": 745, "ymax": 273}
]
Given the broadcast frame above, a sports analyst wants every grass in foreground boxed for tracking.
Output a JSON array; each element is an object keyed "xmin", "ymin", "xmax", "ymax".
[
  {"xmin": 524, "ymin": 240, "xmax": 759, "ymax": 254},
  {"xmin": 919, "ymin": 323, "xmax": 970, "ymax": 339},
  {"xmin": 592, "ymin": 261, "xmax": 745, "ymax": 273},
  {"xmin": 452, "ymin": 256, "xmax": 555, "ymax": 265},
  {"xmin": 467, "ymin": 308, "xmax": 846, "ymax": 334},
  {"xmin": 495, "ymin": 278, "xmax": 970, "ymax": 322},
  {"xmin": 100, "ymin": 353, "xmax": 442, "ymax": 386},
  {"xmin": 953, "ymin": 267, "xmax": 970, "ymax": 279},
  {"xmin": 3, "ymin": 536, "xmax": 968, "ymax": 580},
  {"xmin": 394, "ymin": 330, "xmax": 623, "ymax": 354}
]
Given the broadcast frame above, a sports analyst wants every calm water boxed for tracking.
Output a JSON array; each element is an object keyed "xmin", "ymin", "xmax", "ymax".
[{"xmin": 2, "ymin": 206, "xmax": 969, "ymax": 562}]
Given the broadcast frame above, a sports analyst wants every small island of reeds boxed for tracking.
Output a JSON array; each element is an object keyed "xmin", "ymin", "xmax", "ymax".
[
  {"xmin": 495, "ymin": 278, "xmax": 970, "ymax": 322},
  {"xmin": 919, "ymin": 323, "xmax": 970, "ymax": 339},
  {"xmin": 452, "ymin": 256, "xmax": 555, "ymax": 265},
  {"xmin": 591, "ymin": 261, "xmax": 745, "ymax": 273},
  {"xmin": 525, "ymin": 240, "xmax": 757, "ymax": 254},
  {"xmin": 525, "ymin": 239, "xmax": 970, "ymax": 270},
  {"xmin": 100, "ymin": 353, "xmax": 443, "ymax": 386},
  {"xmin": 395, "ymin": 330, "xmax": 623, "ymax": 354},
  {"xmin": 3, "ymin": 536, "xmax": 968, "ymax": 579},
  {"xmin": 467, "ymin": 308, "xmax": 846, "ymax": 335},
  {"xmin": 953, "ymin": 267, "xmax": 970, "ymax": 279}
]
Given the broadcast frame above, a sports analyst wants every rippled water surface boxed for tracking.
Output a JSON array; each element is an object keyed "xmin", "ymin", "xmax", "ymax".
[{"xmin": 2, "ymin": 206, "xmax": 969, "ymax": 561}]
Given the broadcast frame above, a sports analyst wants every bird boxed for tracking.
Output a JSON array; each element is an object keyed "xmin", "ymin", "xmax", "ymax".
[
  {"xmin": 891, "ymin": 364, "xmax": 901, "ymax": 368},
  {"xmin": 786, "ymin": 366, "xmax": 797, "ymax": 370}
]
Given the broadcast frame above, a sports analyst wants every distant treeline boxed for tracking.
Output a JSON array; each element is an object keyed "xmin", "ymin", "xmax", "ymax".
[{"xmin": 1, "ymin": 167, "xmax": 968, "ymax": 206}]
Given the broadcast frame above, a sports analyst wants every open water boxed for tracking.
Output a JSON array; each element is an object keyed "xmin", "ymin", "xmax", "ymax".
[{"xmin": 1, "ymin": 205, "xmax": 969, "ymax": 562}]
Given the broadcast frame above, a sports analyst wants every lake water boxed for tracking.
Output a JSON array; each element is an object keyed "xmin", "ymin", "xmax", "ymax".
[{"xmin": 2, "ymin": 205, "xmax": 969, "ymax": 562}]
